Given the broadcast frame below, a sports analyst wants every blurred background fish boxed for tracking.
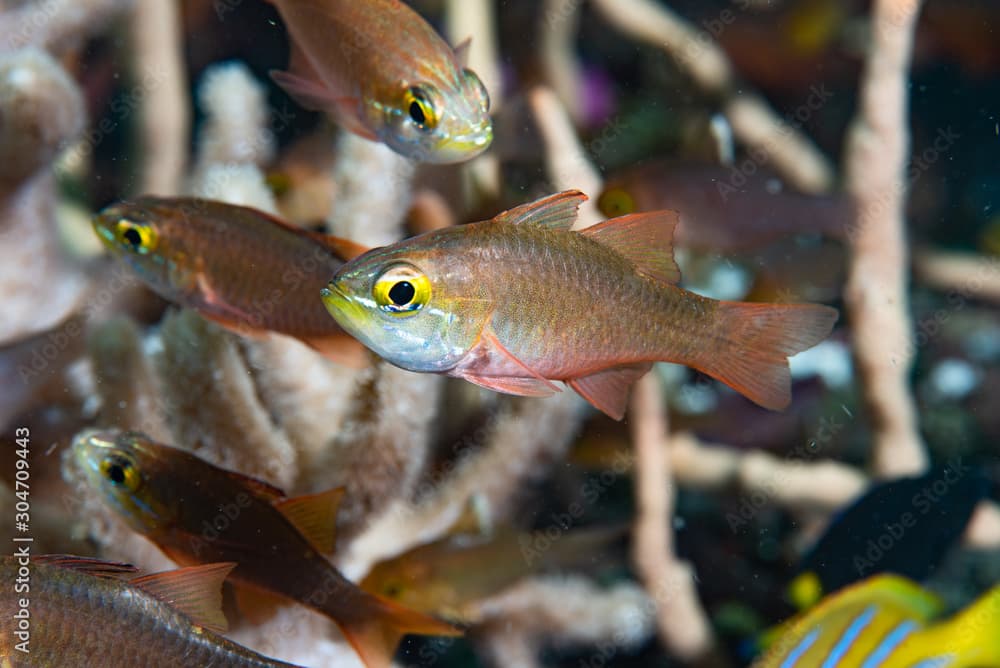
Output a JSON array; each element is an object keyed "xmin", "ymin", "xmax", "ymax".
[{"xmin": 754, "ymin": 574, "xmax": 1000, "ymax": 668}]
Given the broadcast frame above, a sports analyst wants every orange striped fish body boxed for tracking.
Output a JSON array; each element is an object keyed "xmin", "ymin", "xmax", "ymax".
[
  {"xmin": 92, "ymin": 197, "xmax": 364, "ymax": 363},
  {"xmin": 0, "ymin": 556, "xmax": 300, "ymax": 667},
  {"xmin": 322, "ymin": 191, "xmax": 838, "ymax": 419},
  {"xmin": 72, "ymin": 430, "xmax": 459, "ymax": 668},
  {"xmin": 756, "ymin": 575, "xmax": 1000, "ymax": 668},
  {"xmin": 269, "ymin": 0, "xmax": 492, "ymax": 163}
]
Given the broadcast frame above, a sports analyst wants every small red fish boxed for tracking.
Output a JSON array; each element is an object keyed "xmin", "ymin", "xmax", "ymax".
[{"xmin": 322, "ymin": 191, "xmax": 839, "ymax": 419}]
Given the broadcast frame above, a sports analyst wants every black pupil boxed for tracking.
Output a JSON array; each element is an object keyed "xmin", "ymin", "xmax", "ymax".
[
  {"xmin": 122, "ymin": 227, "xmax": 142, "ymax": 248},
  {"xmin": 107, "ymin": 463, "xmax": 126, "ymax": 484},
  {"xmin": 389, "ymin": 281, "xmax": 415, "ymax": 305},
  {"xmin": 409, "ymin": 100, "xmax": 426, "ymax": 125}
]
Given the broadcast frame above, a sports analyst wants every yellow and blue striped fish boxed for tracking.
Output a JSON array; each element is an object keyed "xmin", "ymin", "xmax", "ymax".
[{"xmin": 755, "ymin": 574, "xmax": 1000, "ymax": 668}]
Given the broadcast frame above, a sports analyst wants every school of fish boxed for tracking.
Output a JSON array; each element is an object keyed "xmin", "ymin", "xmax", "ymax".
[{"xmin": 4, "ymin": 0, "xmax": 992, "ymax": 667}]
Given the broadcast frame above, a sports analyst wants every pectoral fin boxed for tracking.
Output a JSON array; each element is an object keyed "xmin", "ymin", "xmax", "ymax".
[
  {"xmin": 455, "ymin": 328, "xmax": 561, "ymax": 396},
  {"xmin": 568, "ymin": 363, "xmax": 652, "ymax": 420}
]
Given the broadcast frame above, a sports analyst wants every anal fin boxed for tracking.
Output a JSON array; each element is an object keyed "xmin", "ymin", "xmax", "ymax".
[
  {"xmin": 568, "ymin": 363, "xmax": 652, "ymax": 420},
  {"xmin": 131, "ymin": 562, "xmax": 237, "ymax": 633}
]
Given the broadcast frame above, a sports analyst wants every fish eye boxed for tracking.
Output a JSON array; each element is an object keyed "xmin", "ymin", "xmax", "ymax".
[
  {"xmin": 114, "ymin": 219, "xmax": 158, "ymax": 255},
  {"xmin": 463, "ymin": 68, "xmax": 490, "ymax": 113},
  {"xmin": 403, "ymin": 86, "xmax": 439, "ymax": 131},
  {"xmin": 373, "ymin": 265, "xmax": 431, "ymax": 315},
  {"xmin": 383, "ymin": 582, "xmax": 403, "ymax": 598},
  {"xmin": 99, "ymin": 455, "xmax": 140, "ymax": 492},
  {"xmin": 597, "ymin": 188, "xmax": 635, "ymax": 218}
]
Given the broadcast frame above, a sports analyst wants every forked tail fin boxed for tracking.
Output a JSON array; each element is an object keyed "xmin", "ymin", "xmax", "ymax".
[
  {"xmin": 692, "ymin": 302, "xmax": 838, "ymax": 410},
  {"xmin": 337, "ymin": 598, "xmax": 462, "ymax": 668}
]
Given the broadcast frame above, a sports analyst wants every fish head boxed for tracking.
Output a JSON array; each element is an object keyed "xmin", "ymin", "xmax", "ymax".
[
  {"xmin": 321, "ymin": 241, "xmax": 490, "ymax": 372},
  {"xmin": 91, "ymin": 199, "xmax": 196, "ymax": 298},
  {"xmin": 377, "ymin": 68, "xmax": 493, "ymax": 164},
  {"xmin": 71, "ymin": 429, "xmax": 174, "ymax": 533},
  {"xmin": 361, "ymin": 553, "xmax": 437, "ymax": 611}
]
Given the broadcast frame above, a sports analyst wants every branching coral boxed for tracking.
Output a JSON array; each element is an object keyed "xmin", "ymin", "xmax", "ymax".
[
  {"xmin": 842, "ymin": 0, "xmax": 927, "ymax": 477},
  {"xmin": 0, "ymin": 48, "xmax": 89, "ymax": 344},
  {"xmin": 590, "ymin": 0, "xmax": 835, "ymax": 194}
]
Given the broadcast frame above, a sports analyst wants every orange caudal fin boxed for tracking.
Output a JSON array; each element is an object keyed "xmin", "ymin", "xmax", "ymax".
[
  {"xmin": 694, "ymin": 301, "xmax": 838, "ymax": 410},
  {"xmin": 339, "ymin": 599, "xmax": 462, "ymax": 668}
]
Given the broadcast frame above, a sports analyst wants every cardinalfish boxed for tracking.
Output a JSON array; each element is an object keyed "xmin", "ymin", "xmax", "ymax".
[
  {"xmin": 755, "ymin": 574, "xmax": 1000, "ymax": 668},
  {"xmin": 321, "ymin": 191, "xmax": 838, "ymax": 420},
  {"xmin": 598, "ymin": 161, "xmax": 854, "ymax": 253},
  {"xmin": 362, "ymin": 526, "xmax": 623, "ymax": 622},
  {"xmin": 72, "ymin": 430, "xmax": 460, "ymax": 668},
  {"xmin": 0, "ymin": 555, "xmax": 301, "ymax": 667},
  {"xmin": 788, "ymin": 462, "xmax": 990, "ymax": 611},
  {"xmin": 268, "ymin": 0, "xmax": 492, "ymax": 163},
  {"xmin": 91, "ymin": 197, "xmax": 367, "ymax": 365}
]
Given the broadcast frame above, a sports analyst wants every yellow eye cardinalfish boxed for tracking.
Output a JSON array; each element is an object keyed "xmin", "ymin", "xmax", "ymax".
[
  {"xmin": 72, "ymin": 429, "xmax": 460, "ymax": 668},
  {"xmin": 361, "ymin": 526, "xmax": 623, "ymax": 623},
  {"xmin": 598, "ymin": 161, "xmax": 855, "ymax": 253},
  {"xmin": 268, "ymin": 0, "xmax": 492, "ymax": 163},
  {"xmin": 755, "ymin": 574, "xmax": 1000, "ymax": 668},
  {"xmin": 320, "ymin": 191, "xmax": 839, "ymax": 420},
  {"xmin": 0, "ymin": 555, "xmax": 302, "ymax": 667},
  {"xmin": 91, "ymin": 197, "xmax": 367, "ymax": 365}
]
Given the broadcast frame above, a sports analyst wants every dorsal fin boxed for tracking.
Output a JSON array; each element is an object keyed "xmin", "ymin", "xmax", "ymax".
[
  {"xmin": 273, "ymin": 486, "xmax": 345, "ymax": 554},
  {"xmin": 131, "ymin": 562, "xmax": 236, "ymax": 633},
  {"xmin": 225, "ymin": 469, "xmax": 286, "ymax": 502},
  {"xmin": 580, "ymin": 210, "xmax": 681, "ymax": 285},
  {"xmin": 493, "ymin": 191, "xmax": 587, "ymax": 230},
  {"xmin": 35, "ymin": 555, "xmax": 139, "ymax": 580},
  {"xmin": 453, "ymin": 37, "xmax": 472, "ymax": 67},
  {"xmin": 303, "ymin": 231, "xmax": 371, "ymax": 262}
]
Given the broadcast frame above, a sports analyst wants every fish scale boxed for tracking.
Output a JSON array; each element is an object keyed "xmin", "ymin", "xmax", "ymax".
[{"xmin": 0, "ymin": 558, "xmax": 298, "ymax": 667}]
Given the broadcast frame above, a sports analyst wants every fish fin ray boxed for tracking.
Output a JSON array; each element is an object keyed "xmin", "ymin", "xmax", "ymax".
[
  {"xmin": 270, "ymin": 70, "xmax": 375, "ymax": 141},
  {"xmin": 493, "ymin": 191, "xmax": 586, "ymax": 230},
  {"xmin": 580, "ymin": 211, "xmax": 682, "ymax": 285},
  {"xmin": 688, "ymin": 301, "xmax": 837, "ymax": 409},
  {"xmin": 131, "ymin": 562, "xmax": 236, "ymax": 633},
  {"xmin": 460, "ymin": 372, "xmax": 560, "ymax": 397},
  {"xmin": 223, "ymin": 470, "xmax": 287, "ymax": 502},
  {"xmin": 273, "ymin": 486, "xmax": 345, "ymax": 555},
  {"xmin": 456, "ymin": 328, "xmax": 561, "ymax": 396},
  {"xmin": 453, "ymin": 37, "xmax": 472, "ymax": 67},
  {"xmin": 338, "ymin": 601, "xmax": 462, "ymax": 668},
  {"xmin": 568, "ymin": 363, "xmax": 652, "ymax": 420},
  {"xmin": 34, "ymin": 555, "xmax": 139, "ymax": 579}
]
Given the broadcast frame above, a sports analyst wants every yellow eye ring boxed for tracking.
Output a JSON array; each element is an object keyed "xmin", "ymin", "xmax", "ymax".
[
  {"xmin": 114, "ymin": 219, "xmax": 158, "ymax": 255},
  {"xmin": 99, "ymin": 456, "xmax": 141, "ymax": 493},
  {"xmin": 597, "ymin": 188, "xmax": 635, "ymax": 218},
  {"xmin": 403, "ymin": 86, "xmax": 439, "ymax": 131},
  {"xmin": 373, "ymin": 265, "xmax": 431, "ymax": 316}
]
